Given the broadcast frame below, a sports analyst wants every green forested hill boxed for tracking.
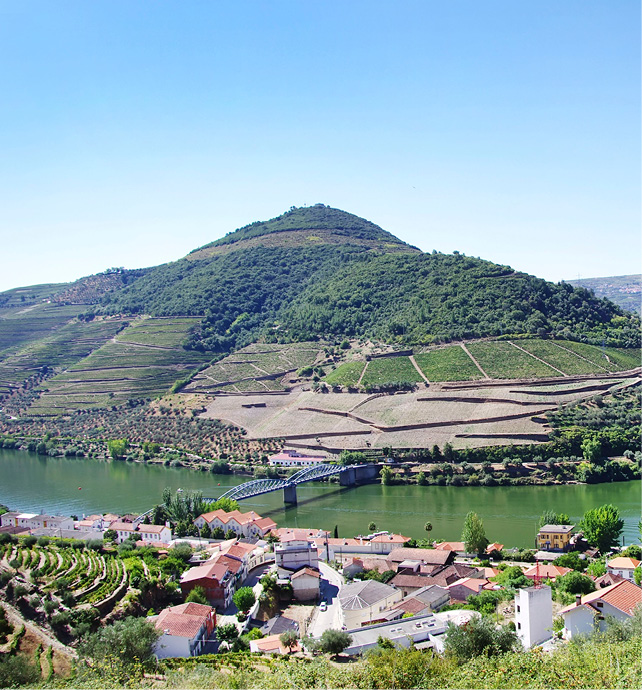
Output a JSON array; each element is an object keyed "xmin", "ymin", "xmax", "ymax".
[{"xmin": 3, "ymin": 205, "xmax": 641, "ymax": 355}]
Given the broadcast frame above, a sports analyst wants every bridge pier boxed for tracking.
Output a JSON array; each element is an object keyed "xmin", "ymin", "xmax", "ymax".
[
  {"xmin": 339, "ymin": 467, "xmax": 356, "ymax": 486},
  {"xmin": 283, "ymin": 483, "xmax": 298, "ymax": 505}
]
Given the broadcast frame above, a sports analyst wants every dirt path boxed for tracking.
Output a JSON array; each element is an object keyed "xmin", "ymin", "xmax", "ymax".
[
  {"xmin": 460, "ymin": 344, "xmax": 490, "ymax": 379},
  {"xmin": 356, "ymin": 361, "xmax": 369, "ymax": 387},
  {"xmin": 509, "ymin": 341, "xmax": 567, "ymax": 377},
  {"xmin": 409, "ymin": 355, "xmax": 430, "ymax": 384}
]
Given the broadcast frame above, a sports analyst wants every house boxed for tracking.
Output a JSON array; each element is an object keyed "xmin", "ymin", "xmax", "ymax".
[
  {"xmin": 434, "ymin": 541, "xmax": 466, "ymax": 554},
  {"xmin": 606, "ymin": 557, "xmax": 641, "ymax": 582},
  {"xmin": 560, "ymin": 580, "xmax": 642, "ymax": 639},
  {"xmin": 180, "ymin": 560, "xmax": 235, "ymax": 609},
  {"xmin": 447, "ymin": 577, "xmax": 490, "ymax": 603},
  {"xmin": 388, "ymin": 547, "xmax": 455, "ymax": 568},
  {"xmin": 339, "ymin": 610, "xmax": 479, "ymax": 656},
  {"xmin": 391, "ymin": 563, "xmax": 481, "ymax": 596},
  {"xmin": 339, "ymin": 580, "xmax": 403, "ymax": 628},
  {"xmin": 536, "ymin": 525, "xmax": 574, "ymax": 551},
  {"xmin": 268, "ymin": 449, "xmax": 327, "ymax": 467},
  {"xmin": 486, "ymin": 542, "xmax": 504, "ymax": 555},
  {"xmin": 593, "ymin": 572, "xmax": 625, "ymax": 589},
  {"xmin": 290, "ymin": 567, "xmax": 321, "ymax": 601},
  {"xmin": 249, "ymin": 633, "xmax": 301, "ymax": 655},
  {"xmin": 194, "ymin": 510, "xmax": 276, "ymax": 539},
  {"xmin": 109, "ymin": 521, "xmax": 172, "ymax": 544},
  {"xmin": 515, "ymin": 586, "xmax": 553, "ymax": 648},
  {"xmin": 390, "ymin": 585, "xmax": 449, "ymax": 617},
  {"xmin": 0, "ymin": 512, "xmax": 74, "ymax": 531},
  {"xmin": 521, "ymin": 563, "xmax": 571, "ymax": 582},
  {"xmin": 154, "ymin": 602, "xmax": 216, "ymax": 658},
  {"xmin": 75, "ymin": 514, "xmax": 104, "ymax": 531},
  {"xmin": 275, "ymin": 533, "xmax": 319, "ymax": 570},
  {"xmin": 368, "ymin": 533, "xmax": 411, "ymax": 554}
]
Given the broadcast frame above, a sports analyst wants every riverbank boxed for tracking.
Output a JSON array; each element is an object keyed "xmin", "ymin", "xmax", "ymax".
[{"xmin": 1, "ymin": 449, "xmax": 640, "ymax": 547}]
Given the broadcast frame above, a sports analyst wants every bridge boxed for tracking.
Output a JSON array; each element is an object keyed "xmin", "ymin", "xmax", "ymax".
[{"xmin": 205, "ymin": 463, "xmax": 380, "ymax": 506}]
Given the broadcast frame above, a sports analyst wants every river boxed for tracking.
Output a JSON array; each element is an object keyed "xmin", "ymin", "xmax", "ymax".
[{"xmin": 1, "ymin": 449, "xmax": 639, "ymax": 548}]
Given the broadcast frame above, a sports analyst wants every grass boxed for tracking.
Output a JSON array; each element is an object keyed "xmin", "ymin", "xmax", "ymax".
[
  {"xmin": 360, "ymin": 356, "xmax": 424, "ymax": 387},
  {"xmin": 414, "ymin": 345, "xmax": 484, "ymax": 382},
  {"xmin": 324, "ymin": 361, "xmax": 366, "ymax": 387},
  {"xmin": 466, "ymin": 341, "xmax": 560, "ymax": 379}
]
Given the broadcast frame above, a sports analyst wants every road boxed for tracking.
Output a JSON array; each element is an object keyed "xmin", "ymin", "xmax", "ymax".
[{"xmin": 307, "ymin": 561, "xmax": 345, "ymax": 638}]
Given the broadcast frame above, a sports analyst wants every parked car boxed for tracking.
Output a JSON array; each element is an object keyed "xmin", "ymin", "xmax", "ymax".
[{"xmin": 319, "ymin": 601, "xmax": 327, "ymax": 611}]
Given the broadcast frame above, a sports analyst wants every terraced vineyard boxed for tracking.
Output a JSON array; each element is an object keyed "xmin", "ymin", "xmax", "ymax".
[
  {"xmin": 414, "ymin": 346, "xmax": 484, "ymax": 382},
  {"xmin": 0, "ymin": 539, "xmax": 130, "ymax": 611},
  {"xmin": 0, "ymin": 305, "xmax": 80, "ymax": 354},
  {"xmin": 360, "ymin": 356, "xmax": 424, "ymax": 388},
  {"xmin": 465, "ymin": 341, "xmax": 562, "ymax": 379},
  {"xmin": 185, "ymin": 342, "xmax": 321, "ymax": 393},
  {"xmin": 26, "ymin": 317, "xmax": 211, "ymax": 414},
  {"xmin": 0, "ymin": 318, "xmax": 128, "ymax": 395},
  {"xmin": 325, "ymin": 360, "xmax": 366, "ymax": 387}
]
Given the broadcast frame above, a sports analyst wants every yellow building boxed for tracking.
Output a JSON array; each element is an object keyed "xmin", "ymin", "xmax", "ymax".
[{"xmin": 536, "ymin": 524, "xmax": 574, "ymax": 551}]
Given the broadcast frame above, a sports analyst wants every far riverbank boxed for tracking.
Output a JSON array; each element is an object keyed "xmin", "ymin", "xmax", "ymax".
[{"xmin": 1, "ymin": 449, "xmax": 640, "ymax": 548}]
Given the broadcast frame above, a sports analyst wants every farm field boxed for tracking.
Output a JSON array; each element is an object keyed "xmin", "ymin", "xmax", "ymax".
[
  {"xmin": 555, "ymin": 340, "xmax": 640, "ymax": 372},
  {"xmin": 360, "ymin": 356, "xmax": 424, "ymax": 388},
  {"xmin": 0, "ymin": 305, "xmax": 79, "ymax": 354},
  {"xmin": 25, "ymin": 318, "xmax": 211, "ymax": 414},
  {"xmin": 414, "ymin": 345, "xmax": 484, "ymax": 382},
  {"xmin": 0, "ymin": 318, "xmax": 128, "ymax": 392},
  {"xmin": 199, "ymin": 375, "xmax": 632, "ymax": 450},
  {"xmin": 324, "ymin": 360, "xmax": 366, "ymax": 387},
  {"xmin": 466, "ymin": 341, "xmax": 560, "ymax": 379},
  {"xmin": 185, "ymin": 342, "xmax": 321, "ymax": 393},
  {"xmin": 514, "ymin": 340, "xmax": 608, "ymax": 375}
]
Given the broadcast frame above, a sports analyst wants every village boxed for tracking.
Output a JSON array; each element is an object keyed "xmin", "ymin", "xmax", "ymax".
[{"xmin": 1, "ymin": 483, "xmax": 640, "ymax": 664}]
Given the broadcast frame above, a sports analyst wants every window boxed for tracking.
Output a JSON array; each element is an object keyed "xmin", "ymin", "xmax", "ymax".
[
  {"xmin": 517, "ymin": 605, "xmax": 520, "ymax": 613},
  {"xmin": 517, "ymin": 622, "xmax": 521, "ymax": 629},
  {"xmin": 596, "ymin": 602, "xmax": 603, "ymax": 608}
]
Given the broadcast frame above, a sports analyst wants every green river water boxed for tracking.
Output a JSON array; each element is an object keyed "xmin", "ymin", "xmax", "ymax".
[{"xmin": 0, "ymin": 449, "xmax": 639, "ymax": 547}]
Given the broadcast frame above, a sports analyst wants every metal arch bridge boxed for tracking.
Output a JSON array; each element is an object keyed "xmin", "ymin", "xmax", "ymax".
[{"xmin": 207, "ymin": 463, "xmax": 352, "ymax": 503}]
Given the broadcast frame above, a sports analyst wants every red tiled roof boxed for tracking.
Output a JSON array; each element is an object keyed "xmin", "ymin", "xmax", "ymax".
[
  {"xmin": 389, "ymin": 548, "xmax": 453, "ymax": 566},
  {"xmin": 370, "ymin": 533, "xmax": 410, "ymax": 543},
  {"xmin": 522, "ymin": 564, "xmax": 571, "ymax": 580},
  {"xmin": 292, "ymin": 567, "xmax": 320, "ymax": 580},
  {"xmin": 139, "ymin": 524, "xmax": 168, "ymax": 534},
  {"xmin": 561, "ymin": 580, "xmax": 642, "ymax": 616},
  {"xmin": 110, "ymin": 521, "xmax": 135, "ymax": 531},
  {"xmin": 434, "ymin": 541, "xmax": 465, "ymax": 551},
  {"xmin": 181, "ymin": 560, "xmax": 229, "ymax": 583},
  {"xmin": 607, "ymin": 557, "xmax": 641, "ymax": 570},
  {"xmin": 155, "ymin": 602, "xmax": 213, "ymax": 639}
]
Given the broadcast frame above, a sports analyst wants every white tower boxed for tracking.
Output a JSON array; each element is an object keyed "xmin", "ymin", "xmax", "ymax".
[{"xmin": 514, "ymin": 585, "xmax": 553, "ymax": 648}]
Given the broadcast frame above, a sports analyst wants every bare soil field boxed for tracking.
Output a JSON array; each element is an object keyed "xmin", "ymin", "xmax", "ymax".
[{"xmin": 197, "ymin": 373, "xmax": 638, "ymax": 451}]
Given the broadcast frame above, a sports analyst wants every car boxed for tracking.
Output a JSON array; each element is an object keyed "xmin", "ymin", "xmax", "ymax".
[{"xmin": 319, "ymin": 601, "xmax": 327, "ymax": 611}]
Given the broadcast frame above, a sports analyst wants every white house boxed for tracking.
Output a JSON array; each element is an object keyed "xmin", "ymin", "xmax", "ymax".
[
  {"xmin": 606, "ymin": 557, "xmax": 640, "ymax": 582},
  {"xmin": 275, "ymin": 533, "xmax": 319, "ymax": 571},
  {"xmin": 515, "ymin": 586, "xmax": 553, "ymax": 649},
  {"xmin": 560, "ymin": 580, "xmax": 642, "ymax": 639},
  {"xmin": 154, "ymin": 602, "xmax": 216, "ymax": 658},
  {"xmin": 339, "ymin": 580, "xmax": 403, "ymax": 629},
  {"xmin": 268, "ymin": 449, "xmax": 327, "ymax": 467},
  {"xmin": 109, "ymin": 521, "xmax": 172, "ymax": 544},
  {"xmin": 1, "ymin": 512, "xmax": 74, "ymax": 531}
]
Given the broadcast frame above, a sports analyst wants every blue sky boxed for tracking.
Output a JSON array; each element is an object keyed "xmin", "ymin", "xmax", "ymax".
[{"xmin": 0, "ymin": 1, "xmax": 639, "ymax": 291}]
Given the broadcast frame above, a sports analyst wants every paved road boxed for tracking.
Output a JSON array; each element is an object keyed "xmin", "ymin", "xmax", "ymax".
[
  {"xmin": 216, "ymin": 563, "xmax": 271, "ymax": 630},
  {"xmin": 307, "ymin": 561, "xmax": 344, "ymax": 638}
]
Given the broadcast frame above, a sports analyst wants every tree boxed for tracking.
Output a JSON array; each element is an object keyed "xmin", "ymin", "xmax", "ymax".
[
  {"xmin": 279, "ymin": 629, "xmax": 298, "ymax": 653},
  {"xmin": 368, "ymin": 522, "xmax": 377, "ymax": 532},
  {"xmin": 634, "ymin": 566, "xmax": 641, "ymax": 586},
  {"xmin": 233, "ymin": 587, "xmax": 256, "ymax": 614},
  {"xmin": 580, "ymin": 504, "xmax": 624, "ymax": 553},
  {"xmin": 424, "ymin": 522, "xmax": 433, "ymax": 534},
  {"xmin": 492, "ymin": 566, "xmax": 533, "ymax": 590},
  {"xmin": 78, "ymin": 616, "xmax": 160, "ymax": 674},
  {"xmin": 107, "ymin": 439, "xmax": 129, "ymax": 460},
  {"xmin": 380, "ymin": 466, "xmax": 394, "ymax": 485},
  {"xmin": 554, "ymin": 551, "xmax": 585, "ymax": 572},
  {"xmin": 538, "ymin": 510, "xmax": 571, "ymax": 528},
  {"xmin": 461, "ymin": 511, "xmax": 489, "ymax": 555},
  {"xmin": 216, "ymin": 623, "xmax": 239, "ymax": 648},
  {"xmin": 185, "ymin": 586, "xmax": 208, "ymax": 605},
  {"xmin": 319, "ymin": 629, "xmax": 352, "ymax": 657},
  {"xmin": 556, "ymin": 571, "xmax": 596, "ymax": 595},
  {"xmin": 581, "ymin": 435, "xmax": 602, "ymax": 463},
  {"xmin": 444, "ymin": 616, "xmax": 518, "ymax": 662},
  {"xmin": 587, "ymin": 560, "xmax": 606, "ymax": 577}
]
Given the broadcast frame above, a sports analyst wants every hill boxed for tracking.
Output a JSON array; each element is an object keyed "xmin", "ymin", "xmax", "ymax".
[
  {"xmin": 568, "ymin": 274, "xmax": 641, "ymax": 315},
  {"xmin": 99, "ymin": 205, "xmax": 640, "ymax": 351}
]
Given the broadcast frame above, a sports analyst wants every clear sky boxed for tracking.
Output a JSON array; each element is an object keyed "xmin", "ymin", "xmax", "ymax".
[{"xmin": 0, "ymin": 1, "xmax": 639, "ymax": 292}]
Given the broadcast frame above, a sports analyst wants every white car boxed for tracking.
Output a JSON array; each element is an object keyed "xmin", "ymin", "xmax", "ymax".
[{"xmin": 319, "ymin": 601, "xmax": 327, "ymax": 611}]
